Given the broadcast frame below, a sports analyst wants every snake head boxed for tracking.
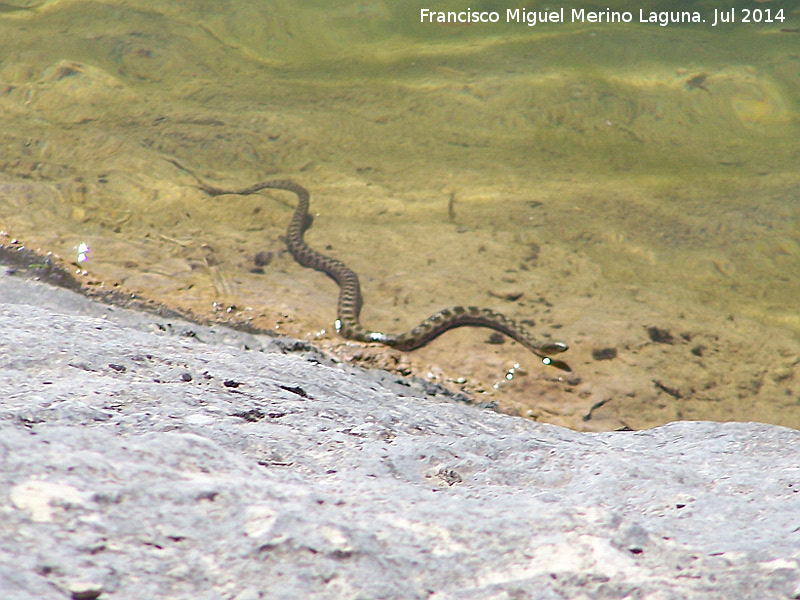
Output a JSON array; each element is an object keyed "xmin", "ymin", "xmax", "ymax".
[{"xmin": 535, "ymin": 341, "xmax": 568, "ymax": 355}]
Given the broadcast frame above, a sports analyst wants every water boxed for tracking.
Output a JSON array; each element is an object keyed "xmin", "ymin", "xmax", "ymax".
[{"xmin": 1, "ymin": 0, "xmax": 799, "ymax": 431}]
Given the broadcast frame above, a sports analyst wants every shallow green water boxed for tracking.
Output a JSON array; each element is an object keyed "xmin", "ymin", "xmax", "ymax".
[{"xmin": 1, "ymin": 0, "xmax": 799, "ymax": 430}]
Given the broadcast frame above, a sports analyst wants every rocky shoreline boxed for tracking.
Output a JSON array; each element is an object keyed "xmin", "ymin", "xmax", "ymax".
[{"xmin": 2, "ymin": 270, "xmax": 799, "ymax": 599}]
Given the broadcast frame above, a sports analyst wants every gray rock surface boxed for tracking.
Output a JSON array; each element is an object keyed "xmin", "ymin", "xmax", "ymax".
[{"xmin": 1, "ymin": 270, "xmax": 800, "ymax": 600}]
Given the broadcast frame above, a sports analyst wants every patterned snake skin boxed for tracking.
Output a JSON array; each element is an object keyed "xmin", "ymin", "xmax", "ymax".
[{"xmin": 199, "ymin": 179, "xmax": 570, "ymax": 370}]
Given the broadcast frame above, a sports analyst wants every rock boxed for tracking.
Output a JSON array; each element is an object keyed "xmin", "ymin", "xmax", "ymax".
[
  {"xmin": 68, "ymin": 581, "xmax": 103, "ymax": 600},
  {"xmin": 1, "ymin": 272, "xmax": 799, "ymax": 599}
]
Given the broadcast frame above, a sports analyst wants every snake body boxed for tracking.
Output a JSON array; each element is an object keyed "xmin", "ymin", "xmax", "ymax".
[{"xmin": 199, "ymin": 179, "xmax": 569, "ymax": 370}]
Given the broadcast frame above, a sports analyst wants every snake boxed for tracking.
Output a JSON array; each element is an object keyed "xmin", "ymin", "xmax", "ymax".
[{"xmin": 197, "ymin": 178, "xmax": 570, "ymax": 371}]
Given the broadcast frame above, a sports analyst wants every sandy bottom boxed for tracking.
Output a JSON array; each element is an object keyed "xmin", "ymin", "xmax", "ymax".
[{"xmin": 1, "ymin": 2, "xmax": 799, "ymax": 431}]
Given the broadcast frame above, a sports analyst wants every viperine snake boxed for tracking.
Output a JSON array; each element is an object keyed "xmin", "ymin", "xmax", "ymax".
[{"xmin": 197, "ymin": 178, "xmax": 570, "ymax": 371}]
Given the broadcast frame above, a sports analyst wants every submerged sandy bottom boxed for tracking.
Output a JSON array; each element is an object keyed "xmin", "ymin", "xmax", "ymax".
[{"xmin": 1, "ymin": 2, "xmax": 799, "ymax": 431}]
